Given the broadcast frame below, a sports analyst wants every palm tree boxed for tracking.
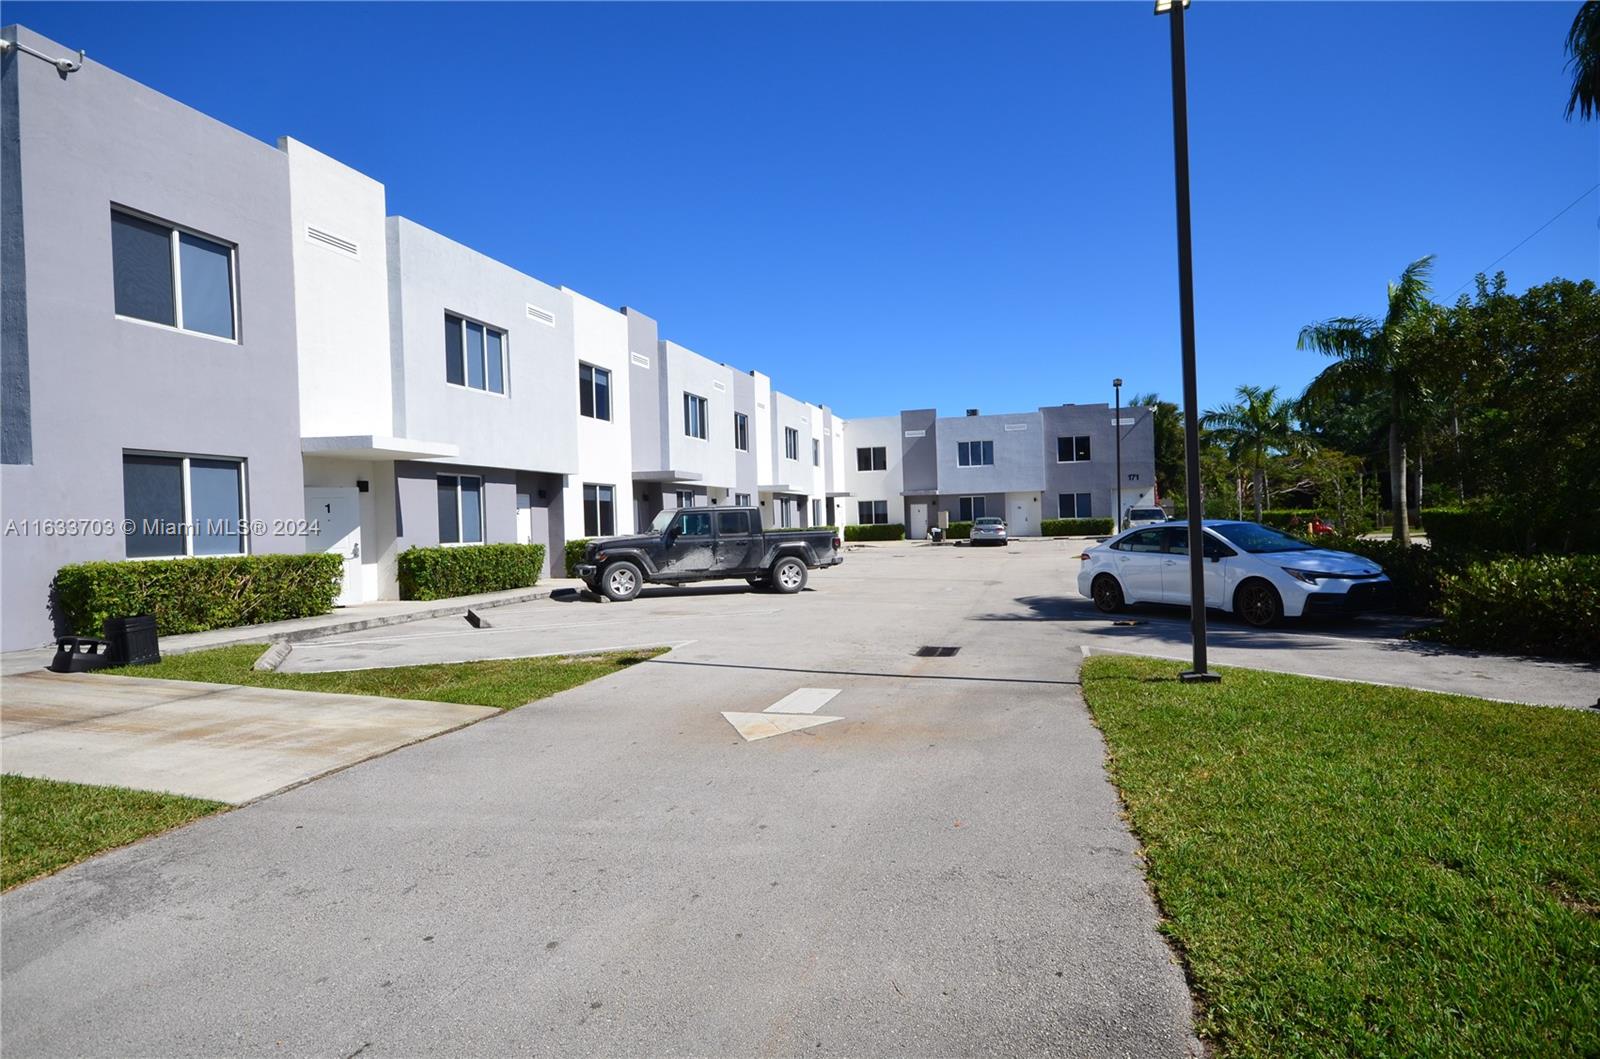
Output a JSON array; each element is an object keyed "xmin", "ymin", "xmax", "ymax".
[
  {"xmin": 1298, "ymin": 255, "xmax": 1437, "ymax": 544},
  {"xmin": 1568, "ymin": 1, "xmax": 1600, "ymax": 120},
  {"xmin": 1202, "ymin": 384, "xmax": 1297, "ymax": 523}
]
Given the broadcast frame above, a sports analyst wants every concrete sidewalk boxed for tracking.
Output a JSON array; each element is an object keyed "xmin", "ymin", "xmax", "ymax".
[
  {"xmin": 1, "ymin": 579, "xmax": 585, "ymax": 676},
  {"xmin": 0, "ymin": 671, "xmax": 496, "ymax": 803}
]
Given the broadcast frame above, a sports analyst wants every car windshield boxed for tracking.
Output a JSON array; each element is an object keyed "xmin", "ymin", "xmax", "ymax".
[
  {"xmin": 975, "ymin": 518, "xmax": 1004, "ymax": 526},
  {"xmin": 1211, "ymin": 521, "xmax": 1314, "ymax": 553},
  {"xmin": 1129, "ymin": 509, "xmax": 1165, "ymax": 520},
  {"xmin": 650, "ymin": 509, "xmax": 677, "ymax": 533}
]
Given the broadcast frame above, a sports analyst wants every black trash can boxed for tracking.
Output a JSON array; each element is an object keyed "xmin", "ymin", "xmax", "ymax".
[
  {"xmin": 49, "ymin": 636, "xmax": 116, "ymax": 673},
  {"xmin": 104, "ymin": 614, "xmax": 161, "ymax": 667},
  {"xmin": 929, "ymin": 526, "xmax": 944, "ymax": 542}
]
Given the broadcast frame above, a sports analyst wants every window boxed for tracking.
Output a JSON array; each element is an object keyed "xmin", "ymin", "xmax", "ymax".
[
  {"xmin": 445, "ymin": 314, "xmax": 506, "ymax": 394},
  {"xmin": 958, "ymin": 496, "xmax": 987, "ymax": 521},
  {"xmin": 437, "ymin": 474, "xmax": 484, "ymax": 544},
  {"xmin": 718, "ymin": 511, "xmax": 751, "ymax": 535},
  {"xmin": 812, "ymin": 439, "xmax": 821, "ymax": 466},
  {"xmin": 957, "ymin": 440, "xmax": 995, "ymax": 467},
  {"xmin": 1056, "ymin": 435, "xmax": 1092, "ymax": 462},
  {"xmin": 675, "ymin": 490, "xmax": 698, "ymax": 508},
  {"xmin": 812, "ymin": 499, "xmax": 823, "ymax": 524},
  {"xmin": 1059, "ymin": 492, "xmax": 1093, "ymax": 518},
  {"xmin": 734, "ymin": 493, "xmax": 752, "ymax": 506},
  {"xmin": 733, "ymin": 412, "xmax": 749, "ymax": 451},
  {"xmin": 784, "ymin": 427, "xmax": 800, "ymax": 461},
  {"xmin": 579, "ymin": 364, "xmax": 611, "ymax": 421},
  {"xmin": 1111, "ymin": 528, "xmax": 1166, "ymax": 553},
  {"xmin": 856, "ymin": 446, "xmax": 887, "ymax": 471},
  {"xmin": 122, "ymin": 453, "xmax": 246, "ymax": 558},
  {"xmin": 582, "ymin": 483, "xmax": 615, "ymax": 537},
  {"xmin": 678, "ymin": 510, "xmax": 713, "ymax": 537},
  {"xmin": 684, "ymin": 393, "xmax": 709, "ymax": 439},
  {"xmin": 858, "ymin": 500, "xmax": 889, "ymax": 525},
  {"xmin": 111, "ymin": 209, "xmax": 236, "ymax": 340}
]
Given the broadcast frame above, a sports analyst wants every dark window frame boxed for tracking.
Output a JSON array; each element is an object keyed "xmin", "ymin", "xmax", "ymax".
[
  {"xmin": 684, "ymin": 392, "xmax": 709, "ymax": 440},
  {"xmin": 437, "ymin": 473, "xmax": 485, "ymax": 545},
  {"xmin": 122, "ymin": 451, "xmax": 248, "ymax": 559},
  {"xmin": 583, "ymin": 482, "xmax": 616, "ymax": 537},
  {"xmin": 445, "ymin": 313, "xmax": 508, "ymax": 395},
  {"xmin": 111, "ymin": 207, "xmax": 238, "ymax": 341},
  {"xmin": 957, "ymin": 440, "xmax": 995, "ymax": 467},
  {"xmin": 579, "ymin": 363, "xmax": 612, "ymax": 421}
]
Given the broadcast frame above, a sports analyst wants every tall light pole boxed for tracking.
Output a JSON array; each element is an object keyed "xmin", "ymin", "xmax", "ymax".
[
  {"xmin": 1156, "ymin": 0, "xmax": 1218, "ymax": 683},
  {"xmin": 1113, "ymin": 378, "xmax": 1123, "ymax": 531}
]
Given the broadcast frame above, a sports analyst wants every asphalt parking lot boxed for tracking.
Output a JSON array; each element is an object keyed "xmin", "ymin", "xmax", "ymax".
[{"xmin": 4, "ymin": 540, "xmax": 1593, "ymax": 1056}]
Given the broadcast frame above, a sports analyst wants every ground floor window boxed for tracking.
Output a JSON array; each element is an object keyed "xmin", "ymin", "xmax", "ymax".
[
  {"xmin": 438, "ymin": 474, "xmax": 484, "ymax": 544},
  {"xmin": 858, "ymin": 500, "xmax": 889, "ymax": 525},
  {"xmin": 958, "ymin": 496, "xmax": 987, "ymax": 521},
  {"xmin": 122, "ymin": 453, "xmax": 246, "ymax": 558},
  {"xmin": 734, "ymin": 492, "xmax": 752, "ymax": 506},
  {"xmin": 674, "ymin": 490, "xmax": 698, "ymax": 508},
  {"xmin": 812, "ymin": 499, "xmax": 823, "ymax": 525},
  {"xmin": 775, "ymin": 496, "xmax": 800, "ymax": 527},
  {"xmin": 583, "ymin": 483, "xmax": 615, "ymax": 537},
  {"xmin": 1060, "ymin": 492, "xmax": 1092, "ymax": 518}
]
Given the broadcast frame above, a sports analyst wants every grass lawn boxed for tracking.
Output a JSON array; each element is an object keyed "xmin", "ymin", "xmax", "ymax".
[
  {"xmin": 106, "ymin": 643, "xmax": 666, "ymax": 710},
  {"xmin": 1079, "ymin": 654, "xmax": 1600, "ymax": 1058},
  {"xmin": 2, "ymin": 774, "xmax": 224, "ymax": 890}
]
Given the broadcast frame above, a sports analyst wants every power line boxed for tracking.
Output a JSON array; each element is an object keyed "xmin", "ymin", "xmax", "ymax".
[{"xmin": 1447, "ymin": 181, "xmax": 1600, "ymax": 297}]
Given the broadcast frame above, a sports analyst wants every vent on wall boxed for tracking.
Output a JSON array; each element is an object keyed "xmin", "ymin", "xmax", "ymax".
[
  {"xmin": 526, "ymin": 303, "xmax": 556, "ymax": 326},
  {"xmin": 306, "ymin": 226, "xmax": 359, "ymax": 258},
  {"xmin": 712, "ymin": 380, "xmax": 727, "ymax": 392},
  {"xmin": 630, "ymin": 351, "xmax": 651, "ymax": 369}
]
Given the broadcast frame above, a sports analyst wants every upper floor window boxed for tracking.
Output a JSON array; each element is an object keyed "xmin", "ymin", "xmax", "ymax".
[
  {"xmin": 684, "ymin": 393, "xmax": 709, "ymax": 439},
  {"xmin": 437, "ymin": 474, "xmax": 484, "ymax": 544},
  {"xmin": 111, "ymin": 209, "xmax": 236, "ymax": 340},
  {"xmin": 957, "ymin": 440, "xmax": 994, "ymax": 467},
  {"xmin": 1057, "ymin": 435, "xmax": 1092, "ymax": 462},
  {"xmin": 583, "ymin": 483, "xmax": 615, "ymax": 537},
  {"xmin": 856, "ymin": 446, "xmax": 887, "ymax": 471},
  {"xmin": 579, "ymin": 363, "xmax": 611, "ymax": 420},
  {"xmin": 445, "ymin": 314, "xmax": 506, "ymax": 394},
  {"xmin": 734, "ymin": 412, "xmax": 750, "ymax": 451},
  {"xmin": 858, "ymin": 500, "xmax": 889, "ymax": 525},
  {"xmin": 123, "ymin": 452, "xmax": 246, "ymax": 558},
  {"xmin": 812, "ymin": 438, "xmax": 821, "ymax": 466},
  {"xmin": 785, "ymin": 427, "xmax": 800, "ymax": 461}
]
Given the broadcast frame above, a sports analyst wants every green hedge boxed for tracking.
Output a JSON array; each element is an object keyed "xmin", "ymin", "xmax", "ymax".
[
  {"xmin": 564, "ymin": 538, "xmax": 591, "ymax": 577},
  {"xmin": 1420, "ymin": 508, "xmax": 1520, "ymax": 555},
  {"xmin": 945, "ymin": 521, "xmax": 973, "ymax": 540},
  {"xmin": 1040, "ymin": 517, "xmax": 1115, "ymax": 537},
  {"xmin": 397, "ymin": 543, "xmax": 546, "ymax": 601},
  {"xmin": 844, "ymin": 524, "xmax": 905, "ymax": 542},
  {"xmin": 1432, "ymin": 555, "xmax": 1600, "ymax": 660},
  {"xmin": 53, "ymin": 553, "xmax": 344, "ymax": 637},
  {"xmin": 1323, "ymin": 537, "xmax": 1469, "ymax": 617}
]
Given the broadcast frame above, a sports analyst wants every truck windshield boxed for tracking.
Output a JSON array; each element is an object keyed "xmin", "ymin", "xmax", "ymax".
[{"xmin": 650, "ymin": 509, "xmax": 678, "ymax": 533}]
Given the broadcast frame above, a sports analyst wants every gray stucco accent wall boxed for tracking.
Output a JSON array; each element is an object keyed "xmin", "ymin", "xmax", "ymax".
[
  {"xmin": 899, "ymin": 409, "xmax": 938, "ymax": 493},
  {"xmin": 1, "ymin": 30, "xmax": 32, "ymax": 466},
  {"xmin": 1040, "ymin": 404, "xmax": 1155, "ymax": 520},
  {"xmin": 624, "ymin": 308, "xmax": 664, "ymax": 472}
]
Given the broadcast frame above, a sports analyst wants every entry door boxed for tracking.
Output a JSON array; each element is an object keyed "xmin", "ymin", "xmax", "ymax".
[
  {"xmin": 304, "ymin": 488, "xmax": 362, "ymax": 606},
  {"xmin": 516, "ymin": 493, "xmax": 533, "ymax": 545},
  {"xmin": 1008, "ymin": 493, "xmax": 1039, "ymax": 537},
  {"xmin": 908, "ymin": 502, "xmax": 930, "ymax": 539}
]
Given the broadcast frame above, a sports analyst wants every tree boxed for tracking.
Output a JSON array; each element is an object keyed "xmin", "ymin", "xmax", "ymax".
[
  {"xmin": 1202, "ymin": 384, "xmax": 1298, "ymax": 522},
  {"xmin": 1567, "ymin": 0, "xmax": 1600, "ymax": 120},
  {"xmin": 1128, "ymin": 392, "xmax": 1184, "ymax": 503},
  {"xmin": 1298, "ymin": 255, "xmax": 1438, "ymax": 544}
]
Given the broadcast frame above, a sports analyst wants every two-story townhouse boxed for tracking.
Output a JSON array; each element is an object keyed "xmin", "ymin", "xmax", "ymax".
[
  {"xmin": 1, "ymin": 27, "xmax": 307, "ymax": 650},
  {"xmin": 1040, "ymin": 402, "xmax": 1157, "ymax": 523},
  {"xmin": 935, "ymin": 410, "xmax": 1047, "ymax": 535},
  {"xmin": 762, "ymin": 389, "xmax": 825, "ymax": 528},
  {"xmin": 562, "ymin": 290, "xmax": 635, "ymax": 551},
  {"xmin": 840, "ymin": 415, "xmax": 906, "ymax": 529}
]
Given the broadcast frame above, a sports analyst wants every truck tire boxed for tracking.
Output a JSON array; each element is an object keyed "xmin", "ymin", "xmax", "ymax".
[
  {"xmin": 600, "ymin": 560, "xmax": 643, "ymax": 602},
  {"xmin": 771, "ymin": 556, "xmax": 808, "ymax": 594}
]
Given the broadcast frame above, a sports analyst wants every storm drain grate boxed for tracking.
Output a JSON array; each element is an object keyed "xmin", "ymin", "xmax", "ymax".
[{"xmin": 914, "ymin": 645, "xmax": 961, "ymax": 658}]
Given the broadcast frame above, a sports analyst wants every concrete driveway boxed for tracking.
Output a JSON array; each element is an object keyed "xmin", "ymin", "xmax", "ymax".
[{"xmin": 3, "ymin": 542, "xmax": 1201, "ymax": 1057}]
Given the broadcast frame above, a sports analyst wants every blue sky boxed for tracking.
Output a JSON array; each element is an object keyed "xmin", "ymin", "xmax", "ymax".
[{"xmin": 11, "ymin": 2, "xmax": 1595, "ymax": 419}]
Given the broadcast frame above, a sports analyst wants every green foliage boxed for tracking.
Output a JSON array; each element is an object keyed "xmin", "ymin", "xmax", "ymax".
[
  {"xmin": 1039, "ymin": 517, "xmax": 1114, "ymax": 536},
  {"xmin": 1129, "ymin": 392, "xmax": 1186, "ymax": 501},
  {"xmin": 1258, "ymin": 508, "xmax": 1318, "ymax": 529},
  {"xmin": 53, "ymin": 553, "xmax": 343, "ymax": 637},
  {"xmin": 564, "ymin": 538, "xmax": 591, "ymax": 577},
  {"xmin": 843, "ymin": 523, "xmax": 905, "ymax": 542},
  {"xmin": 1324, "ymin": 537, "xmax": 1465, "ymax": 616},
  {"xmin": 945, "ymin": 521, "xmax": 972, "ymax": 540},
  {"xmin": 1433, "ymin": 555, "xmax": 1600, "ymax": 660},
  {"xmin": 1080, "ymin": 654, "xmax": 1600, "ymax": 1057},
  {"xmin": 1566, "ymin": 0, "xmax": 1600, "ymax": 120},
  {"xmin": 396, "ymin": 543, "xmax": 545, "ymax": 601},
  {"xmin": 1203, "ymin": 384, "xmax": 1302, "ymax": 521}
]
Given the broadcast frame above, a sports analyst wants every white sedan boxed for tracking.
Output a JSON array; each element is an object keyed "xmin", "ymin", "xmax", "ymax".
[{"xmin": 1076, "ymin": 520, "xmax": 1393, "ymax": 627}]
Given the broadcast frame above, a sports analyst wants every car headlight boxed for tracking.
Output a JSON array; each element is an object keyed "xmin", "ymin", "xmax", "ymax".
[{"xmin": 1282, "ymin": 567, "xmax": 1321, "ymax": 585}]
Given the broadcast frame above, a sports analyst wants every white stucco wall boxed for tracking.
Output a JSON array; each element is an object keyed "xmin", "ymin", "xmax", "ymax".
[
  {"xmin": 563, "ymin": 289, "xmax": 635, "ymax": 540},
  {"xmin": 838, "ymin": 415, "xmax": 904, "ymax": 525},
  {"xmin": 662, "ymin": 341, "xmax": 738, "ymax": 490}
]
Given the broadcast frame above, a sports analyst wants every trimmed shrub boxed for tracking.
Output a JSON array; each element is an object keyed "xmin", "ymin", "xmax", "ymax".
[
  {"xmin": 1040, "ymin": 517, "xmax": 1115, "ymax": 537},
  {"xmin": 1420, "ymin": 507, "xmax": 1520, "ymax": 556},
  {"xmin": 946, "ymin": 521, "xmax": 973, "ymax": 540},
  {"xmin": 397, "ymin": 543, "xmax": 546, "ymax": 601},
  {"xmin": 564, "ymin": 538, "xmax": 591, "ymax": 577},
  {"xmin": 1322, "ymin": 537, "xmax": 1467, "ymax": 617},
  {"xmin": 1259, "ymin": 509, "xmax": 1318, "ymax": 530},
  {"xmin": 1432, "ymin": 555, "xmax": 1600, "ymax": 660},
  {"xmin": 53, "ymin": 553, "xmax": 344, "ymax": 637},
  {"xmin": 844, "ymin": 524, "xmax": 905, "ymax": 542}
]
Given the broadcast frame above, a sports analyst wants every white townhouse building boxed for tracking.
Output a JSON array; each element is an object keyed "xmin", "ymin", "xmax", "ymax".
[{"xmin": 0, "ymin": 25, "xmax": 1152, "ymax": 651}]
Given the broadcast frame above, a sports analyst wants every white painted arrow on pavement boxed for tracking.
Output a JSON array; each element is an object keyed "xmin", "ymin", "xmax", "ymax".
[{"xmin": 724, "ymin": 687, "xmax": 843, "ymax": 741}]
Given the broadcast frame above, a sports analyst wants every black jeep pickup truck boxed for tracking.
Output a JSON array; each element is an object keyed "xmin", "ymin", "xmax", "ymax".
[{"xmin": 573, "ymin": 506, "xmax": 843, "ymax": 601}]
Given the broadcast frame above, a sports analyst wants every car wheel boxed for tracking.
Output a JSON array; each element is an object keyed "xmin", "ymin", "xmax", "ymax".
[
  {"xmin": 1091, "ymin": 574, "xmax": 1124, "ymax": 614},
  {"xmin": 1234, "ymin": 578, "xmax": 1283, "ymax": 628},
  {"xmin": 771, "ymin": 557, "xmax": 808, "ymax": 594},
  {"xmin": 600, "ymin": 560, "xmax": 643, "ymax": 602}
]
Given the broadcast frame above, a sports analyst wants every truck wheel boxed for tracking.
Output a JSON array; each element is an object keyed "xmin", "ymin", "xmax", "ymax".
[
  {"xmin": 600, "ymin": 561, "xmax": 643, "ymax": 602},
  {"xmin": 771, "ymin": 557, "xmax": 808, "ymax": 594}
]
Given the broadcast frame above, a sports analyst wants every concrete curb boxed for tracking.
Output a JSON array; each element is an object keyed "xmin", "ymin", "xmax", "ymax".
[{"xmin": 252, "ymin": 643, "xmax": 292, "ymax": 671}]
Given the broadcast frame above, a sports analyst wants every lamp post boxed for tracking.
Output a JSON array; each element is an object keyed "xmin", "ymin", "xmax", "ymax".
[
  {"xmin": 1156, "ymin": 0, "xmax": 1218, "ymax": 683},
  {"xmin": 1113, "ymin": 378, "xmax": 1123, "ymax": 531}
]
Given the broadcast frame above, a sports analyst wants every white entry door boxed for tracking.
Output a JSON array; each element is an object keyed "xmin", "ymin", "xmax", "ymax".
[
  {"xmin": 908, "ymin": 502, "xmax": 930, "ymax": 539},
  {"xmin": 304, "ymin": 487, "xmax": 362, "ymax": 607},
  {"xmin": 516, "ymin": 493, "xmax": 533, "ymax": 545},
  {"xmin": 1007, "ymin": 492, "xmax": 1040, "ymax": 537}
]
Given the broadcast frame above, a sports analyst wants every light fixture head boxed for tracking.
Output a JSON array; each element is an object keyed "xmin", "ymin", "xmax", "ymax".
[
  {"xmin": 1113, "ymin": 378, "xmax": 1124, "ymax": 388},
  {"xmin": 1154, "ymin": 0, "xmax": 1190, "ymax": 12}
]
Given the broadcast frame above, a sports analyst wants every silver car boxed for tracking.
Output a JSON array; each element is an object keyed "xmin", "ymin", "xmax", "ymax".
[
  {"xmin": 1123, "ymin": 506, "xmax": 1168, "ymax": 530},
  {"xmin": 969, "ymin": 516, "xmax": 1008, "ymax": 546}
]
